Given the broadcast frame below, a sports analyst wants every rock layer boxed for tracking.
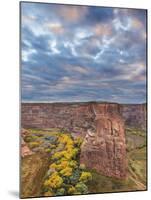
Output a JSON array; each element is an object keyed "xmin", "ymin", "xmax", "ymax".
[
  {"xmin": 80, "ymin": 104, "xmax": 127, "ymax": 179},
  {"xmin": 120, "ymin": 104, "xmax": 147, "ymax": 130},
  {"xmin": 21, "ymin": 102, "xmax": 146, "ymax": 131}
]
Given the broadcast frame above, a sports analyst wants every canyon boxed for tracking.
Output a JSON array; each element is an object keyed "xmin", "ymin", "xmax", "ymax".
[
  {"xmin": 21, "ymin": 102, "xmax": 146, "ymax": 179},
  {"xmin": 21, "ymin": 102, "xmax": 146, "ymax": 132}
]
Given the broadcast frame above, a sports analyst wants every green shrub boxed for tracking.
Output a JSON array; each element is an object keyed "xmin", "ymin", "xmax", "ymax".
[
  {"xmin": 56, "ymin": 188, "xmax": 65, "ymax": 196},
  {"xmin": 29, "ymin": 141, "xmax": 40, "ymax": 148},
  {"xmin": 79, "ymin": 172, "xmax": 92, "ymax": 183},
  {"xmin": 75, "ymin": 182, "xmax": 88, "ymax": 194}
]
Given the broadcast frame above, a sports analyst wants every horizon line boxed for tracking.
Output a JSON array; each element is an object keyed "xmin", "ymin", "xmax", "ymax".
[{"xmin": 21, "ymin": 100, "xmax": 147, "ymax": 105}]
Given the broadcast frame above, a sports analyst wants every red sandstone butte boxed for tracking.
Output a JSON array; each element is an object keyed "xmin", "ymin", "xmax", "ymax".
[{"xmin": 80, "ymin": 103, "xmax": 127, "ymax": 179}]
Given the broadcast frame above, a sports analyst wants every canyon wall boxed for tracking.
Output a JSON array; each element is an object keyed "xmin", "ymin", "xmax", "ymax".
[
  {"xmin": 21, "ymin": 102, "xmax": 95, "ymax": 136},
  {"xmin": 120, "ymin": 104, "xmax": 147, "ymax": 130},
  {"xmin": 21, "ymin": 102, "xmax": 146, "ymax": 131}
]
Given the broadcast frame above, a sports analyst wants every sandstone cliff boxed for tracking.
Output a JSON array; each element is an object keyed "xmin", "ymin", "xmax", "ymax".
[
  {"xmin": 80, "ymin": 103, "xmax": 127, "ymax": 179},
  {"xmin": 120, "ymin": 104, "xmax": 147, "ymax": 130},
  {"xmin": 21, "ymin": 102, "xmax": 146, "ymax": 131}
]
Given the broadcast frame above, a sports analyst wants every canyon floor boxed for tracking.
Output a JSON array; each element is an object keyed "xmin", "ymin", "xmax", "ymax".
[{"xmin": 20, "ymin": 127, "xmax": 147, "ymax": 198}]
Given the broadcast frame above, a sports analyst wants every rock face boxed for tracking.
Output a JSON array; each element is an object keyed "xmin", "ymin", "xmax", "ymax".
[
  {"xmin": 21, "ymin": 103, "xmax": 95, "ymax": 137},
  {"xmin": 21, "ymin": 138, "xmax": 33, "ymax": 157},
  {"xmin": 80, "ymin": 104, "xmax": 127, "ymax": 179},
  {"xmin": 120, "ymin": 104, "xmax": 147, "ymax": 130},
  {"xmin": 21, "ymin": 102, "xmax": 146, "ymax": 131},
  {"xmin": 21, "ymin": 128, "xmax": 33, "ymax": 157}
]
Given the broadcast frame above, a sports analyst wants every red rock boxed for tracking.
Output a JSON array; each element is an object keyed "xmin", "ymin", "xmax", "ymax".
[
  {"xmin": 80, "ymin": 104, "xmax": 127, "ymax": 179},
  {"xmin": 21, "ymin": 138, "xmax": 33, "ymax": 157}
]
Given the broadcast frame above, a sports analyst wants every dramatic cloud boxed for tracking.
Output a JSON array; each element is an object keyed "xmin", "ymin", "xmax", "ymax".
[{"xmin": 21, "ymin": 2, "xmax": 147, "ymax": 103}]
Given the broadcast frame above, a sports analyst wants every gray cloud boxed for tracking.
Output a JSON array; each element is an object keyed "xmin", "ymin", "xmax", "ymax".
[{"xmin": 21, "ymin": 3, "xmax": 147, "ymax": 103}]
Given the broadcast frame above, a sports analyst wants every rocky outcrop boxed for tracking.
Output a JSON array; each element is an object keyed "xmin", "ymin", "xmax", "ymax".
[
  {"xmin": 21, "ymin": 128, "xmax": 33, "ymax": 157},
  {"xmin": 80, "ymin": 104, "xmax": 127, "ymax": 179},
  {"xmin": 21, "ymin": 138, "xmax": 33, "ymax": 157}
]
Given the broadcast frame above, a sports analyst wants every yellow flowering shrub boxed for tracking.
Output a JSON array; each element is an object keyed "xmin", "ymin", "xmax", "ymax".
[
  {"xmin": 50, "ymin": 160, "xmax": 69, "ymax": 171},
  {"xmin": 58, "ymin": 134, "xmax": 73, "ymax": 146},
  {"xmin": 49, "ymin": 163, "xmax": 57, "ymax": 169},
  {"xmin": 60, "ymin": 166, "xmax": 73, "ymax": 177},
  {"xmin": 69, "ymin": 160, "xmax": 78, "ymax": 168},
  {"xmin": 52, "ymin": 151, "xmax": 66, "ymax": 160},
  {"xmin": 79, "ymin": 172, "xmax": 92, "ymax": 183},
  {"xmin": 44, "ymin": 172, "xmax": 63, "ymax": 189},
  {"xmin": 68, "ymin": 186, "xmax": 76, "ymax": 194}
]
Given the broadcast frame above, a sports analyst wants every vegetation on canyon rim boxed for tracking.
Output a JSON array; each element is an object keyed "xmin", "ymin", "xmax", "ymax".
[{"xmin": 21, "ymin": 127, "xmax": 146, "ymax": 198}]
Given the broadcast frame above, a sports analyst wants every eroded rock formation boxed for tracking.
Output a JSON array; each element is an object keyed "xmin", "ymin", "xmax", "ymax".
[{"xmin": 80, "ymin": 104, "xmax": 127, "ymax": 179}]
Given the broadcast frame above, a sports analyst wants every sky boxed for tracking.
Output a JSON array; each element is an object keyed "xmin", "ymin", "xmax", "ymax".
[{"xmin": 21, "ymin": 3, "xmax": 147, "ymax": 103}]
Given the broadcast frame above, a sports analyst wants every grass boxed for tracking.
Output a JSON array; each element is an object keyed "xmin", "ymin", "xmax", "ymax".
[
  {"xmin": 125, "ymin": 127, "xmax": 146, "ymax": 151},
  {"xmin": 87, "ymin": 168, "xmax": 139, "ymax": 193}
]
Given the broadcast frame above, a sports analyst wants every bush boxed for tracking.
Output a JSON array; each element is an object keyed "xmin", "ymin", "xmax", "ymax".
[
  {"xmin": 79, "ymin": 172, "xmax": 92, "ymax": 183},
  {"xmin": 69, "ymin": 169, "xmax": 81, "ymax": 184},
  {"xmin": 24, "ymin": 136, "xmax": 33, "ymax": 143},
  {"xmin": 68, "ymin": 186, "xmax": 76, "ymax": 194},
  {"xmin": 75, "ymin": 182, "xmax": 88, "ymax": 194},
  {"xmin": 56, "ymin": 188, "xmax": 65, "ymax": 196},
  {"xmin": 29, "ymin": 141, "xmax": 40, "ymax": 148},
  {"xmin": 60, "ymin": 167, "xmax": 73, "ymax": 177},
  {"xmin": 44, "ymin": 172, "xmax": 63, "ymax": 189},
  {"xmin": 50, "ymin": 160, "xmax": 68, "ymax": 171}
]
